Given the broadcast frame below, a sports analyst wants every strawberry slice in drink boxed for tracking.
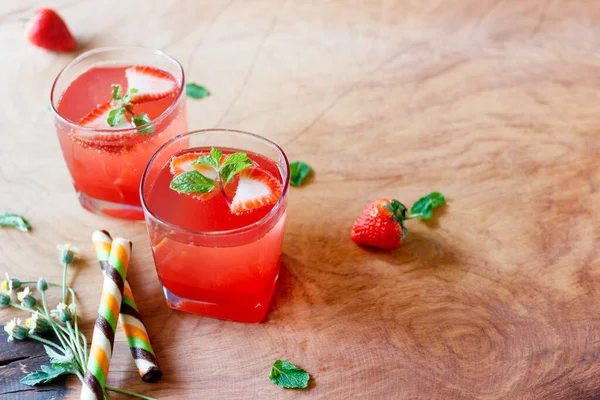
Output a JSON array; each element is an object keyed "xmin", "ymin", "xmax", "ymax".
[
  {"xmin": 125, "ymin": 66, "xmax": 178, "ymax": 103},
  {"xmin": 229, "ymin": 168, "xmax": 282, "ymax": 215},
  {"xmin": 169, "ymin": 152, "xmax": 218, "ymax": 201},
  {"xmin": 71, "ymin": 102, "xmax": 135, "ymax": 145}
]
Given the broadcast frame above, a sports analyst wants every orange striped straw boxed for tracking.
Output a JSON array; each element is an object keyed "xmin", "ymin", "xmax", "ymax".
[
  {"xmin": 81, "ymin": 237, "xmax": 131, "ymax": 400},
  {"xmin": 91, "ymin": 230, "xmax": 162, "ymax": 383}
]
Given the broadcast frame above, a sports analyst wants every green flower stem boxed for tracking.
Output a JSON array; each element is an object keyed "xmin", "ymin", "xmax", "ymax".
[
  {"xmin": 106, "ymin": 386, "xmax": 157, "ymax": 400},
  {"xmin": 61, "ymin": 262, "xmax": 68, "ymax": 303},
  {"xmin": 78, "ymin": 330, "xmax": 88, "ymax": 365},
  {"xmin": 8, "ymin": 302, "xmax": 35, "ymax": 313},
  {"xmin": 74, "ymin": 370, "xmax": 84, "ymax": 383},
  {"xmin": 404, "ymin": 213, "xmax": 423, "ymax": 220},
  {"xmin": 28, "ymin": 333, "xmax": 63, "ymax": 351},
  {"xmin": 38, "ymin": 293, "xmax": 79, "ymax": 368},
  {"xmin": 67, "ymin": 321, "xmax": 86, "ymax": 372}
]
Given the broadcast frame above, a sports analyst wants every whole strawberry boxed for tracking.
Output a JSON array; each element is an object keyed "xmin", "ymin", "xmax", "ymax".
[
  {"xmin": 351, "ymin": 192, "xmax": 445, "ymax": 250},
  {"xmin": 25, "ymin": 8, "xmax": 76, "ymax": 53}
]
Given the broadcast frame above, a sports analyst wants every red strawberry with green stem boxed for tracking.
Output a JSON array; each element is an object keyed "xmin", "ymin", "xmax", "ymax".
[
  {"xmin": 351, "ymin": 192, "xmax": 445, "ymax": 250},
  {"xmin": 25, "ymin": 8, "xmax": 76, "ymax": 53}
]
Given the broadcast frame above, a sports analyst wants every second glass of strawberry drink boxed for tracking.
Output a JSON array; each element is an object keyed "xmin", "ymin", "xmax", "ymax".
[
  {"xmin": 140, "ymin": 129, "xmax": 290, "ymax": 323},
  {"xmin": 51, "ymin": 46, "xmax": 187, "ymax": 220}
]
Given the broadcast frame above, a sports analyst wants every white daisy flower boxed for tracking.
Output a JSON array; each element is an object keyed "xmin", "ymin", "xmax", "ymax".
[
  {"xmin": 24, "ymin": 312, "xmax": 40, "ymax": 335},
  {"xmin": 17, "ymin": 287, "xmax": 32, "ymax": 303},
  {"xmin": 4, "ymin": 317, "xmax": 21, "ymax": 341}
]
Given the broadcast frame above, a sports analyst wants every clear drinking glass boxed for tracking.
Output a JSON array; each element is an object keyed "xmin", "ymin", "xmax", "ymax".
[
  {"xmin": 51, "ymin": 46, "xmax": 187, "ymax": 220},
  {"xmin": 140, "ymin": 129, "xmax": 290, "ymax": 323}
]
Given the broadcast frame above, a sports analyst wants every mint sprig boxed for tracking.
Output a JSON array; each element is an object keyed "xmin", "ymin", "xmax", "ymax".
[
  {"xmin": 170, "ymin": 170, "xmax": 216, "ymax": 194},
  {"xmin": 219, "ymin": 152, "xmax": 253, "ymax": 184},
  {"xmin": 410, "ymin": 192, "xmax": 446, "ymax": 220},
  {"xmin": 107, "ymin": 84, "xmax": 155, "ymax": 135},
  {"xmin": 185, "ymin": 83, "xmax": 210, "ymax": 99},
  {"xmin": 269, "ymin": 360, "xmax": 310, "ymax": 389},
  {"xmin": 0, "ymin": 213, "xmax": 31, "ymax": 232},
  {"xmin": 290, "ymin": 161, "xmax": 311, "ymax": 186},
  {"xmin": 170, "ymin": 147, "xmax": 253, "ymax": 195}
]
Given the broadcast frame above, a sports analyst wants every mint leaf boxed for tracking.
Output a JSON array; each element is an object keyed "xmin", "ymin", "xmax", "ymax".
[
  {"xmin": 122, "ymin": 87, "xmax": 138, "ymax": 104},
  {"xmin": 191, "ymin": 155, "xmax": 218, "ymax": 169},
  {"xmin": 210, "ymin": 147, "xmax": 223, "ymax": 166},
  {"xmin": 170, "ymin": 170, "xmax": 216, "ymax": 195},
  {"xmin": 132, "ymin": 113, "xmax": 155, "ymax": 135},
  {"xmin": 219, "ymin": 152, "xmax": 252, "ymax": 184},
  {"xmin": 44, "ymin": 346, "xmax": 73, "ymax": 364},
  {"xmin": 410, "ymin": 192, "xmax": 446, "ymax": 220},
  {"xmin": 0, "ymin": 213, "xmax": 31, "ymax": 232},
  {"xmin": 186, "ymin": 83, "xmax": 210, "ymax": 99},
  {"xmin": 20, "ymin": 363, "xmax": 73, "ymax": 386},
  {"xmin": 290, "ymin": 161, "xmax": 311, "ymax": 187},
  {"xmin": 111, "ymin": 84, "xmax": 123, "ymax": 101},
  {"xmin": 107, "ymin": 107, "xmax": 126, "ymax": 127},
  {"xmin": 269, "ymin": 360, "xmax": 310, "ymax": 389}
]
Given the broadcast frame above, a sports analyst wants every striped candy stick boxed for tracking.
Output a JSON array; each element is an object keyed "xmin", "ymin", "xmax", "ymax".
[
  {"xmin": 81, "ymin": 237, "xmax": 131, "ymax": 400},
  {"xmin": 91, "ymin": 230, "xmax": 162, "ymax": 383}
]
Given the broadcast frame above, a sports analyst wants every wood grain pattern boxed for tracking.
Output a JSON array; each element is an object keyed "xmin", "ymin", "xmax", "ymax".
[{"xmin": 1, "ymin": 0, "xmax": 600, "ymax": 399}]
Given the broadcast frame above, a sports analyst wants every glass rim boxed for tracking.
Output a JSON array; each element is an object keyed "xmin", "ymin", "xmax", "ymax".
[
  {"xmin": 49, "ymin": 45, "xmax": 185, "ymax": 134},
  {"xmin": 140, "ymin": 128, "xmax": 290, "ymax": 237}
]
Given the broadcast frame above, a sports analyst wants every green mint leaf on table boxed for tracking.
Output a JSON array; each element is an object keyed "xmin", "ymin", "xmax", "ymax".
[
  {"xmin": 44, "ymin": 345, "xmax": 73, "ymax": 364},
  {"xmin": 219, "ymin": 152, "xmax": 253, "ymax": 184},
  {"xmin": 186, "ymin": 83, "xmax": 210, "ymax": 99},
  {"xmin": 132, "ymin": 113, "xmax": 155, "ymax": 135},
  {"xmin": 269, "ymin": 360, "xmax": 310, "ymax": 389},
  {"xmin": 410, "ymin": 192, "xmax": 446, "ymax": 220},
  {"xmin": 290, "ymin": 161, "xmax": 311, "ymax": 186},
  {"xmin": 111, "ymin": 84, "xmax": 123, "ymax": 101},
  {"xmin": 107, "ymin": 107, "xmax": 126, "ymax": 127},
  {"xmin": 0, "ymin": 213, "xmax": 31, "ymax": 232},
  {"xmin": 170, "ymin": 170, "xmax": 216, "ymax": 194},
  {"xmin": 20, "ymin": 363, "xmax": 73, "ymax": 386}
]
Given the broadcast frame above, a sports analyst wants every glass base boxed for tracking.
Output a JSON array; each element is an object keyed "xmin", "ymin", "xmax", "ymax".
[
  {"xmin": 77, "ymin": 191, "xmax": 145, "ymax": 221},
  {"xmin": 161, "ymin": 274, "xmax": 278, "ymax": 323}
]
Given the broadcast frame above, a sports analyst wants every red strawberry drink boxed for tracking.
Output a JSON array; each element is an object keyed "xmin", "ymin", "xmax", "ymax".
[
  {"xmin": 51, "ymin": 47, "xmax": 187, "ymax": 220},
  {"xmin": 141, "ymin": 130, "xmax": 290, "ymax": 323}
]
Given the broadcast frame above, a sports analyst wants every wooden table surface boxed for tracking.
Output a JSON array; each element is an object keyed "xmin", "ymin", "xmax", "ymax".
[{"xmin": 2, "ymin": 0, "xmax": 600, "ymax": 399}]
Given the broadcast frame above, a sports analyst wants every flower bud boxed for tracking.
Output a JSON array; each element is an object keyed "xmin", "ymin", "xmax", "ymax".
[
  {"xmin": 0, "ymin": 294, "xmax": 9, "ymax": 307},
  {"xmin": 59, "ymin": 309, "xmax": 72, "ymax": 323},
  {"xmin": 23, "ymin": 296, "xmax": 37, "ymax": 309},
  {"xmin": 10, "ymin": 279, "xmax": 21, "ymax": 290},
  {"xmin": 37, "ymin": 279, "xmax": 48, "ymax": 292},
  {"xmin": 34, "ymin": 318, "xmax": 50, "ymax": 334},
  {"xmin": 12, "ymin": 325, "xmax": 28, "ymax": 340}
]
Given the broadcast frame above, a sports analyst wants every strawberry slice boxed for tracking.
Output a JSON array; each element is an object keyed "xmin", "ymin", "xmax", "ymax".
[
  {"xmin": 230, "ymin": 168, "xmax": 282, "ymax": 215},
  {"xmin": 71, "ymin": 102, "xmax": 135, "ymax": 146},
  {"xmin": 169, "ymin": 152, "xmax": 218, "ymax": 201},
  {"xmin": 78, "ymin": 102, "xmax": 130, "ymax": 131},
  {"xmin": 125, "ymin": 66, "xmax": 178, "ymax": 103},
  {"xmin": 169, "ymin": 152, "xmax": 218, "ymax": 179}
]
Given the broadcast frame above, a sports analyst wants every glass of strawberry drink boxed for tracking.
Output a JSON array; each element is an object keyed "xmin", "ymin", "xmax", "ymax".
[
  {"xmin": 51, "ymin": 46, "xmax": 187, "ymax": 220},
  {"xmin": 140, "ymin": 129, "xmax": 290, "ymax": 323}
]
